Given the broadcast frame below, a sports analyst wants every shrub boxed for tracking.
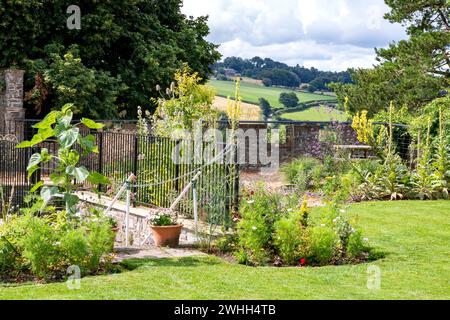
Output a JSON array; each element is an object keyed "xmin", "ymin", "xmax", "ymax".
[
  {"xmin": 236, "ymin": 187, "xmax": 284, "ymax": 265},
  {"xmin": 60, "ymin": 228, "xmax": 89, "ymax": 269},
  {"xmin": 235, "ymin": 185, "xmax": 372, "ymax": 267},
  {"xmin": 347, "ymin": 230, "xmax": 368, "ymax": 259},
  {"xmin": 274, "ymin": 214, "xmax": 303, "ymax": 265},
  {"xmin": 0, "ymin": 210, "xmax": 114, "ymax": 279},
  {"xmin": 86, "ymin": 218, "xmax": 115, "ymax": 271},
  {"xmin": 281, "ymin": 157, "xmax": 322, "ymax": 190},
  {"xmin": 0, "ymin": 238, "xmax": 20, "ymax": 274},
  {"xmin": 19, "ymin": 215, "xmax": 58, "ymax": 277},
  {"xmin": 306, "ymin": 225, "xmax": 338, "ymax": 265}
]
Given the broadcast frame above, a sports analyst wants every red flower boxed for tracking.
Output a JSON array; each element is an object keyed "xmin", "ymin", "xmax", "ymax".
[{"xmin": 299, "ymin": 258, "xmax": 306, "ymax": 266}]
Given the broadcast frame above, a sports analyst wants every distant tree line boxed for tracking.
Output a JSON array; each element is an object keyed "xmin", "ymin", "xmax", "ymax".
[{"xmin": 213, "ymin": 56, "xmax": 353, "ymax": 91}]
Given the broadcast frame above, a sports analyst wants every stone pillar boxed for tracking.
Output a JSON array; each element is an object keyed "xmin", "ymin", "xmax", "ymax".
[{"xmin": 0, "ymin": 69, "xmax": 25, "ymax": 134}]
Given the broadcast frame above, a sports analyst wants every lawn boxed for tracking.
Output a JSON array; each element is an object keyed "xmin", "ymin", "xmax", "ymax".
[
  {"xmin": 280, "ymin": 105, "xmax": 348, "ymax": 122},
  {"xmin": 0, "ymin": 201, "xmax": 448, "ymax": 300},
  {"xmin": 209, "ymin": 79, "xmax": 337, "ymax": 108}
]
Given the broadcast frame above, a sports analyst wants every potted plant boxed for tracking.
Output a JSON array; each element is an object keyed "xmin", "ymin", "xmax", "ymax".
[{"xmin": 150, "ymin": 209, "xmax": 183, "ymax": 247}]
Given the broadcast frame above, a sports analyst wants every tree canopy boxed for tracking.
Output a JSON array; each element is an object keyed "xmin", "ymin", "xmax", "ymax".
[
  {"xmin": 0, "ymin": 0, "xmax": 220, "ymax": 119},
  {"xmin": 331, "ymin": 0, "xmax": 449, "ymax": 116},
  {"xmin": 279, "ymin": 92, "xmax": 299, "ymax": 109},
  {"xmin": 213, "ymin": 56, "xmax": 352, "ymax": 90}
]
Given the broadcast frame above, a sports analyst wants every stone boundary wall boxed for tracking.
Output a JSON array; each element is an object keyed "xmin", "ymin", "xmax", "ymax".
[{"xmin": 0, "ymin": 69, "xmax": 25, "ymax": 134}]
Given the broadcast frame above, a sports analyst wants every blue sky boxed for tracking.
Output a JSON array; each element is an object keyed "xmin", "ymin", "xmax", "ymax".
[{"xmin": 182, "ymin": 0, "xmax": 407, "ymax": 71}]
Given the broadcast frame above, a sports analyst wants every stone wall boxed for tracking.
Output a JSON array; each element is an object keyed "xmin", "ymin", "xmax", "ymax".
[
  {"xmin": 0, "ymin": 69, "xmax": 25, "ymax": 134},
  {"xmin": 238, "ymin": 121, "xmax": 361, "ymax": 170}
]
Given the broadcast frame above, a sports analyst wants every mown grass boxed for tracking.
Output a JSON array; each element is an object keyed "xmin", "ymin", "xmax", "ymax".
[
  {"xmin": 209, "ymin": 79, "xmax": 337, "ymax": 108},
  {"xmin": 280, "ymin": 105, "xmax": 348, "ymax": 122},
  {"xmin": 0, "ymin": 201, "xmax": 449, "ymax": 299}
]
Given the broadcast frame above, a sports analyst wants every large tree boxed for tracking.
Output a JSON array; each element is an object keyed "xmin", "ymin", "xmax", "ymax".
[
  {"xmin": 0, "ymin": 0, "xmax": 220, "ymax": 118},
  {"xmin": 331, "ymin": 0, "xmax": 449, "ymax": 116}
]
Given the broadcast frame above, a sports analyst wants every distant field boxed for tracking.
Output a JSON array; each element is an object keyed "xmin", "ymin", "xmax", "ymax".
[
  {"xmin": 213, "ymin": 96, "xmax": 261, "ymax": 120},
  {"xmin": 209, "ymin": 79, "xmax": 337, "ymax": 108},
  {"xmin": 280, "ymin": 105, "xmax": 348, "ymax": 122}
]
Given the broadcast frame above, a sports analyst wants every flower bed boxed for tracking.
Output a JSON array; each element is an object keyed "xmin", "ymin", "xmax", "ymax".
[{"xmin": 209, "ymin": 186, "xmax": 379, "ymax": 267}]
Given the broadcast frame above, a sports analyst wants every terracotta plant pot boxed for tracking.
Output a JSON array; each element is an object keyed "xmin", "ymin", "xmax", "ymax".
[{"xmin": 150, "ymin": 224, "xmax": 183, "ymax": 247}]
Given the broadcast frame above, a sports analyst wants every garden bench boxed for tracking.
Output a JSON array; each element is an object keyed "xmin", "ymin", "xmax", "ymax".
[{"xmin": 333, "ymin": 144, "xmax": 372, "ymax": 159}]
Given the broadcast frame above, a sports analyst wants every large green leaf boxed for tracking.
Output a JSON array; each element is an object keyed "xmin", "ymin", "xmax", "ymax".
[
  {"xmin": 58, "ymin": 110, "xmax": 73, "ymax": 128},
  {"xmin": 27, "ymin": 148, "xmax": 51, "ymax": 170},
  {"xmin": 27, "ymin": 153, "xmax": 42, "ymax": 170},
  {"xmin": 40, "ymin": 186, "xmax": 59, "ymax": 205},
  {"xmin": 29, "ymin": 181, "xmax": 44, "ymax": 193},
  {"xmin": 16, "ymin": 129, "xmax": 54, "ymax": 148},
  {"xmin": 61, "ymin": 103, "xmax": 74, "ymax": 114},
  {"xmin": 64, "ymin": 193, "xmax": 79, "ymax": 213},
  {"xmin": 66, "ymin": 165, "xmax": 89, "ymax": 182},
  {"xmin": 81, "ymin": 118, "xmax": 104, "ymax": 129},
  {"xmin": 59, "ymin": 127, "xmax": 80, "ymax": 149},
  {"xmin": 27, "ymin": 165, "xmax": 39, "ymax": 180},
  {"xmin": 32, "ymin": 111, "xmax": 59, "ymax": 129},
  {"xmin": 79, "ymin": 134, "xmax": 98, "ymax": 154},
  {"xmin": 87, "ymin": 171, "xmax": 111, "ymax": 185}
]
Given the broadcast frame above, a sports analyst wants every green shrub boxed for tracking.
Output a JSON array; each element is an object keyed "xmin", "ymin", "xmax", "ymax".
[
  {"xmin": 86, "ymin": 218, "xmax": 115, "ymax": 271},
  {"xmin": 19, "ymin": 215, "xmax": 58, "ymax": 277},
  {"xmin": 274, "ymin": 214, "xmax": 303, "ymax": 265},
  {"xmin": 0, "ymin": 210, "xmax": 114, "ymax": 279},
  {"xmin": 307, "ymin": 225, "xmax": 338, "ymax": 265},
  {"xmin": 281, "ymin": 157, "xmax": 322, "ymax": 190},
  {"xmin": 0, "ymin": 238, "xmax": 20, "ymax": 274},
  {"xmin": 60, "ymin": 228, "xmax": 89, "ymax": 269},
  {"xmin": 347, "ymin": 230, "xmax": 368, "ymax": 259},
  {"xmin": 236, "ymin": 186, "xmax": 284, "ymax": 265}
]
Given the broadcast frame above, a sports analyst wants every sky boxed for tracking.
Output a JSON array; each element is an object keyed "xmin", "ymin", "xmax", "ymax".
[{"xmin": 182, "ymin": 0, "xmax": 407, "ymax": 71}]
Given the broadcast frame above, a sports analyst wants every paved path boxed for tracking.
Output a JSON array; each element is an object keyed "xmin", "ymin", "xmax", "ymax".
[{"xmin": 114, "ymin": 246, "xmax": 206, "ymax": 262}]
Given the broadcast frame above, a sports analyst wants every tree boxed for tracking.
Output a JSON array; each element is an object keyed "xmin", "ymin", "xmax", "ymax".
[
  {"xmin": 259, "ymin": 98, "xmax": 272, "ymax": 119},
  {"xmin": 279, "ymin": 92, "xmax": 299, "ymax": 109},
  {"xmin": 331, "ymin": 0, "xmax": 449, "ymax": 116},
  {"xmin": 151, "ymin": 65, "xmax": 218, "ymax": 137},
  {"xmin": 214, "ymin": 56, "xmax": 351, "ymax": 89},
  {"xmin": 0, "ymin": 0, "xmax": 220, "ymax": 118}
]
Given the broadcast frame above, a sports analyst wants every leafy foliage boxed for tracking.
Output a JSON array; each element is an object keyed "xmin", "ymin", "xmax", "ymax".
[
  {"xmin": 235, "ymin": 187, "xmax": 372, "ymax": 266},
  {"xmin": 16, "ymin": 104, "xmax": 110, "ymax": 214},
  {"xmin": 0, "ymin": 1, "xmax": 220, "ymax": 118},
  {"xmin": 331, "ymin": 0, "xmax": 449, "ymax": 116},
  {"xmin": 279, "ymin": 92, "xmax": 299, "ymax": 109},
  {"xmin": 151, "ymin": 65, "xmax": 218, "ymax": 137},
  {"xmin": 0, "ymin": 209, "xmax": 115, "ymax": 279}
]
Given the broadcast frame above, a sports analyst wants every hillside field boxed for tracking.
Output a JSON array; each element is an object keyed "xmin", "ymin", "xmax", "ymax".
[
  {"xmin": 209, "ymin": 79, "xmax": 337, "ymax": 108},
  {"xmin": 213, "ymin": 96, "xmax": 262, "ymax": 120},
  {"xmin": 280, "ymin": 105, "xmax": 348, "ymax": 122}
]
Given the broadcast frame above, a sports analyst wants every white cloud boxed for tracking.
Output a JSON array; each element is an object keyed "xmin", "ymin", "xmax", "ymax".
[{"xmin": 182, "ymin": 0, "xmax": 407, "ymax": 71}]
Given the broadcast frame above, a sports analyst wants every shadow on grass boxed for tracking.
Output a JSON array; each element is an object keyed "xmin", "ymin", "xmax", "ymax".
[{"xmin": 120, "ymin": 256, "xmax": 222, "ymax": 271}]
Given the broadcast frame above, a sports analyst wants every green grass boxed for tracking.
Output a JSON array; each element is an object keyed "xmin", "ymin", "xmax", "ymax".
[
  {"xmin": 209, "ymin": 79, "xmax": 337, "ymax": 108},
  {"xmin": 0, "ymin": 201, "xmax": 449, "ymax": 299},
  {"xmin": 280, "ymin": 105, "xmax": 348, "ymax": 122}
]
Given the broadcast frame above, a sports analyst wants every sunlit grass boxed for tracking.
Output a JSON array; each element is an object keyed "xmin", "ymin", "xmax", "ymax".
[{"xmin": 0, "ymin": 201, "xmax": 448, "ymax": 299}]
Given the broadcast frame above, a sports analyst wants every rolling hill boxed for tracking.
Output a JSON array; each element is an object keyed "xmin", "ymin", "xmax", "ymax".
[{"xmin": 209, "ymin": 79, "xmax": 337, "ymax": 109}]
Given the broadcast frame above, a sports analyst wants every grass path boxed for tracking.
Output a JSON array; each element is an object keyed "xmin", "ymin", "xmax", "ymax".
[{"xmin": 0, "ymin": 201, "xmax": 449, "ymax": 299}]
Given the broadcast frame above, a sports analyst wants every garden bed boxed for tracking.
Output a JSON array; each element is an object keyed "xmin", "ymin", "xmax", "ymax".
[{"xmin": 1, "ymin": 201, "xmax": 448, "ymax": 300}]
